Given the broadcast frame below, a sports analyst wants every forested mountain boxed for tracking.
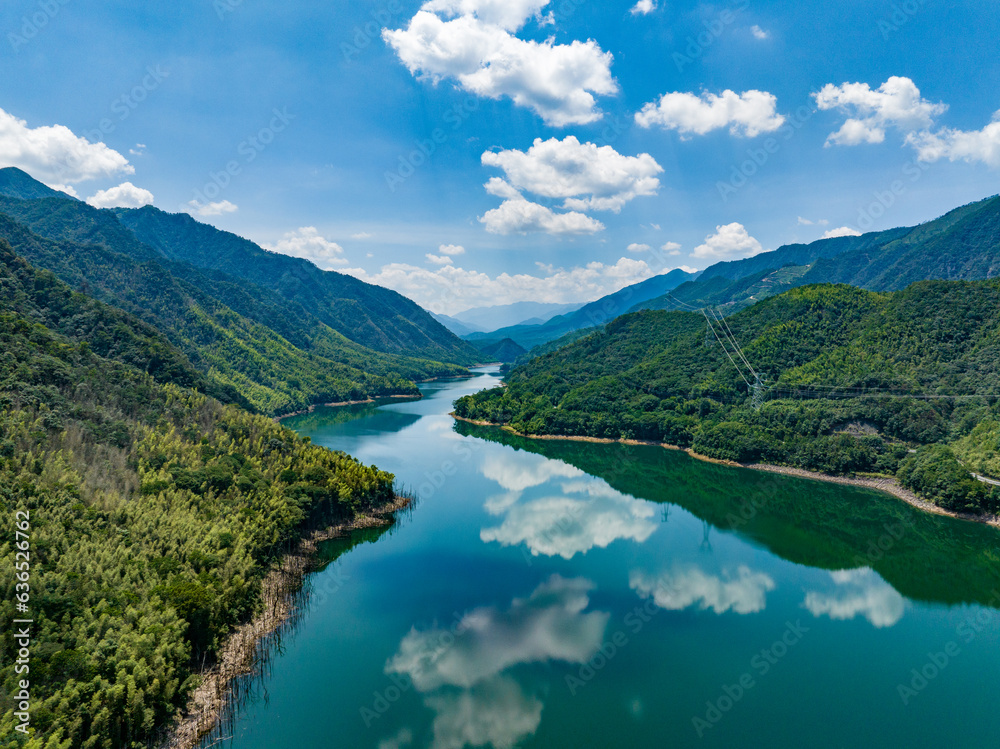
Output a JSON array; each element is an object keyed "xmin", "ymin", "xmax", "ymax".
[
  {"xmin": 636, "ymin": 195, "xmax": 1000, "ymax": 315},
  {"xmin": 0, "ymin": 170, "xmax": 473, "ymax": 415},
  {"xmin": 456, "ymin": 282, "xmax": 1000, "ymax": 515},
  {"xmin": 0, "ymin": 168, "xmax": 72, "ymax": 202},
  {"xmin": 0, "ymin": 240, "xmax": 399, "ymax": 748},
  {"xmin": 111, "ymin": 202, "xmax": 478, "ymax": 363},
  {"xmin": 465, "ymin": 267, "xmax": 700, "ymax": 349},
  {"xmin": 472, "ymin": 337, "xmax": 528, "ymax": 363}
]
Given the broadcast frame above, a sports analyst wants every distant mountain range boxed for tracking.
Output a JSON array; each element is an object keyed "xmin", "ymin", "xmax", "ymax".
[
  {"xmin": 636, "ymin": 194, "xmax": 1000, "ymax": 314},
  {"xmin": 465, "ymin": 268, "xmax": 701, "ymax": 350},
  {"xmin": 0, "ymin": 167, "xmax": 479, "ymax": 415}
]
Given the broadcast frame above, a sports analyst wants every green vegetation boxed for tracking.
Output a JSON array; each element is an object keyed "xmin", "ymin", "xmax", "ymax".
[
  {"xmin": 456, "ymin": 282, "xmax": 1000, "ymax": 515},
  {"xmin": 0, "ymin": 243, "xmax": 397, "ymax": 748},
  {"xmin": 0, "ymin": 192, "xmax": 468, "ymax": 416},
  {"xmin": 471, "ymin": 338, "xmax": 527, "ymax": 363}
]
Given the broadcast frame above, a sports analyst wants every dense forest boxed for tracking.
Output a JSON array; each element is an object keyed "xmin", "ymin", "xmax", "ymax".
[
  {"xmin": 0, "ymin": 240, "xmax": 398, "ymax": 748},
  {"xmin": 456, "ymin": 282, "xmax": 1000, "ymax": 515},
  {"xmin": 0, "ymin": 168, "xmax": 478, "ymax": 417}
]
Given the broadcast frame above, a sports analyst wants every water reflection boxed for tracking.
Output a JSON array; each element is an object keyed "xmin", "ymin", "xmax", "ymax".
[
  {"xmin": 385, "ymin": 575, "xmax": 609, "ymax": 749},
  {"xmin": 803, "ymin": 568, "xmax": 906, "ymax": 628},
  {"xmin": 478, "ymin": 452, "xmax": 658, "ymax": 559},
  {"xmin": 630, "ymin": 565, "xmax": 777, "ymax": 615}
]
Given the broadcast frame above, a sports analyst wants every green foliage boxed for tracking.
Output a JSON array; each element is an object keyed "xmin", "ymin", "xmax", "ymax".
[
  {"xmin": 0, "ymin": 193, "xmax": 469, "ymax": 416},
  {"xmin": 0, "ymin": 252, "xmax": 395, "ymax": 748},
  {"xmin": 898, "ymin": 445, "xmax": 999, "ymax": 514},
  {"xmin": 456, "ymin": 282, "xmax": 1000, "ymax": 514}
]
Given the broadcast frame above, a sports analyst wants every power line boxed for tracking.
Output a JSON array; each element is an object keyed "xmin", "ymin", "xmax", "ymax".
[{"xmin": 702, "ymin": 310, "xmax": 752, "ymax": 389}]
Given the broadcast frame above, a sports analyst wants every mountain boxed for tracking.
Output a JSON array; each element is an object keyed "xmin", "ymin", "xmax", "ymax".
[
  {"xmin": 635, "ymin": 195, "xmax": 1000, "ymax": 315},
  {"xmin": 471, "ymin": 337, "xmax": 528, "ymax": 363},
  {"xmin": 0, "ymin": 165, "xmax": 75, "ymax": 201},
  {"xmin": 0, "ymin": 180, "xmax": 472, "ymax": 415},
  {"xmin": 432, "ymin": 312, "xmax": 482, "ymax": 337},
  {"xmin": 465, "ymin": 268, "xmax": 701, "ymax": 350},
  {"xmin": 454, "ymin": 301, "xmax": 584, "ymax": 331},
  {"xmin": 455, "ymin": 281, "xmax": 1000, "ymax": 515},
  {"xmin": 111, "ymin": 203, "xmax": 479, "ymax": 364},
  {"xmin": 0, "ymin": 239, "xmax": 397, "ymax": 747}
]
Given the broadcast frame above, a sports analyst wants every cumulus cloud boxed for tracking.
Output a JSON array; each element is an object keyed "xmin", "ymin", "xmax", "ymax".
[
  {"xmin": 426, "ymin": 253, "xmax": 455, "ymax": 265},
  {"xmin": 0, "ymin": 107, "xmax": 133, "ymax": 186},
  {"xmin": 635, "ymin": 89, "xmax": 785, "ymax": 138},
  {"xmin": 383, "ymin": 1, "xmax": 617, "ymax": 126},
  {"xmin": 627, "ymin": 243, "xmax": 651, "ymax": 253},
  {"xmin": 661, "ymin": 241, "xmax": 682, "ymax": 255},
  {"xmin": 692, "ymin": 223, "xmax": 764, "ymax": 260},
  {"xmin": 352, "ymin": 231, "xmax": 374, "ymax": 240},
  {"xmin": 797, "ymin": 217, "xmax": 829, "ymax": 227},
  {"xmin": 631, "ymin": 566, "xmax": 776, "ymax": 615},
  {"xmin": 264, "ymin": 227, "xmax": 347, "ymax": 270},
  {"xmin": 814, "ymin": 76, "xmax": 947, "ymax": 146},
  {"xmin": 822, "ymin": 226, "xmax": 862, "ymax": 239},
  {"xmin": 384, "ymin": 575, "xmax": 607, "ymax": 749},
  {"xmin": 438, "ymin": 243, "xmax": 466, "ymax": 255},
  {"xmin": 85, "ymin": 182, "xmax": 154, "ymax": 209},
  {"xmin": 750, "ymin": 24, "xmax": 769, "ymax": 39},
  {"xmin": 479, "ymin": 197, "xmax": 605, "ymax": 235},
  {"xmin": 483, "ymin": 137, "xmax": 663, "ymax": 214},
  {"xmin": 905, "ymin": 110, "xmax": 1000, "ymax": 168},
  {"xmin": 630, "ymin": 0, "xmax": 656, "ymax": 15},
  {"xmin": 186, "ymin": 199, "xmax": 238, "ymax": 217},
  {"xmin": 343, "ymin": 256, "xmax": 655, "ymax": 315},
  {"xmin": 803, "ymin": 568, "xmax": 905, "ymax": 628}
]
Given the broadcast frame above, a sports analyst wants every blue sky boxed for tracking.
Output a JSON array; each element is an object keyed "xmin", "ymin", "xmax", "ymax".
[{"xmin": 1, "ymin": 0, "xmax": 998, "ymax": 314}]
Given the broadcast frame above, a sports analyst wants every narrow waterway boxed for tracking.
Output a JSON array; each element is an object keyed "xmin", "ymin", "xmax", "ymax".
[{"xmin": 212, "ymin": 368, "xmax": 1000, "ymax": 749}]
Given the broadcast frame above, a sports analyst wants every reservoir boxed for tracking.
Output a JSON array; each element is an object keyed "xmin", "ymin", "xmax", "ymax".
[{"xmin": 213, "ymin": 368, "xmax": 1000, "ymax": 748}]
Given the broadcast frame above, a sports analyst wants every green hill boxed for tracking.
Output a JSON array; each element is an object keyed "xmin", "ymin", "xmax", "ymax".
[
  {"xmin": 0, "ymin": 182, "xmax": 471, "ymax": 416},
  {"xmin": 112, "ymin": 203, "xmax": 479, "ymax": 364},
  {"xmin": 0, "ymin": 241, "xmax": 398, "ymax": 748},
  {"xmin": 635, "ymin": 195, "xmax": 1000, "ymax": 316},
  {"xmin": 472, "ymin": 337, "xmax": 528, "ymax": 363},
  {"xmin": 456, "ymin": 282, "xmax": 1000, "ymax": 515}
]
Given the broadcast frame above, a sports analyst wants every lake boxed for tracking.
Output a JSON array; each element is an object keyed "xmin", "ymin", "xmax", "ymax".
[{"xmin": 210, "ymin": 368, "xmax": 1000, "ymax": 749}]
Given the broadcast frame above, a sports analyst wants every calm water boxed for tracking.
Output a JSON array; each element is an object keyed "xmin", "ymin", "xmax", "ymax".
[{"xmin": 213, "ymin": 369, "xmax": 1000, "ymax": 749}]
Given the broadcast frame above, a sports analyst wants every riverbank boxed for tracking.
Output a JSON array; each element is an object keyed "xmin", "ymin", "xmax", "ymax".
[
  {"xmin": 275, "ymin": 394, "xmax": 419, "ymax": 421},
  {"xmin": 452, "ymin": 415, "xmax": 1000, "ymax": 529},
  {"xmin": 163, "ymin": 494, "xmax": 414, "ymax": 749}
]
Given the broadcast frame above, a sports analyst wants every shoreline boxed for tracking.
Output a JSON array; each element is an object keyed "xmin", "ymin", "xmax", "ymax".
[
  {"xmin": 275, "ymin": 394, "xmax": 419, "ymax": 422},
  {"xmin": 163, "ymin": 494, "xmax": 415, "ymax": 749},
  {"xmin": 452, "ymin": 415, "xmax": 1000, "ymax": 529}
]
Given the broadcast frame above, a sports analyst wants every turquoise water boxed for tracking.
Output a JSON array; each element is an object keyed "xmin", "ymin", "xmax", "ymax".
[{"xmin": 213, "ymin": 369, "xmax": 1000, "ymax": 749}]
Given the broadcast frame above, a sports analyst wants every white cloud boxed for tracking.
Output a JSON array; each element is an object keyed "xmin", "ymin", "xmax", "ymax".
[
  {"xmin": 750, "ymin": 24, "xmax": 769, "ymax": 39},
  {"xmin": 48, "ymin": 184, "xmax": 79, "ymax": 198},
  {"xmin": 675, "ymin": 264, "xmax": 699, "ymax": 274},
  {"xmin": 631, "ymin": 566, "xmax": 776, "ymax": 615},
  {"xmin": 692, "ymin": 222, "xmax": 764, "ymax": 260},
  {"xmin": 630, "ymin": 0, "xmax": 656, "ymax": 15},
  {"xmin": 661, "ymin": 241, "xmax": 682, "ymax": 255},
  {"xmin": 636, "ymin": 89, "xmax": 785, "ymax": 138},
  {"xmin": 822, "ymin": 226, "xmax": 862, "ymax": 239},
  {"xmin": 0, "ymin": 107, "xmax": 133, "ymax": 186},
  {"xmin": 804, "ymin": 568, "xmax": 905, "ymax": 629},
  {"xmin": 482, "ymin": 137, "xmax": 664, "ymax": 214},
  {"xmin": 426, "ymin": 253, "xmax": 454, "ymax": 265},
  {"xmin": 387, "ymin": 575, "xmax": 608, "ymax": 692},
  {"xmin": 378, "ymin": 728, "xmax": 414, "ymax": 749},
  {"xmin": 425, "ymin": 676, "xmax": 542, "ymax": 749},
  {"xmin": 438, "ymin": 243, "xmax": 466, "ymax": 255},
  {"xmin": 383, "ymin": 2, "xmax": 617, "ymax": 127},
  {"xmin": 344, "ymin": 256, "xmax": 654, "ymax": 315},
  {"xmin": 905, "ymin": 110, "xmax": 1000, "ymax": 168},
  {"xmin": 85, "ymin": 182, "xmax": 154, "ymax": 209},
  {"xmin": 351, "ymin": 231, "xmax": 374, "ymax": 239},
  {"xmin": 129, "ymin": 144, "xmax": 147, "ymax": 157},
  {"xmin": 264, "ymin": 227, "xmax": 347, "ymax": 270},
  {"xmin": 814, "ymin": 76, "xmax": 947, "ymax": 146},
  {"xmin": 480, "ymin": 453, "xmax": 584, "ymax": 495},
  {"xmin": 186, "ymin": 199, "xmax": 239, "ymax": 217},
  {"xmin": 480, "ymin": 197, "xmax": 605, "ymax": 235},
  {"xmin": 627, "ymin": 243, "xmax": 651, "ymax": 253}
]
